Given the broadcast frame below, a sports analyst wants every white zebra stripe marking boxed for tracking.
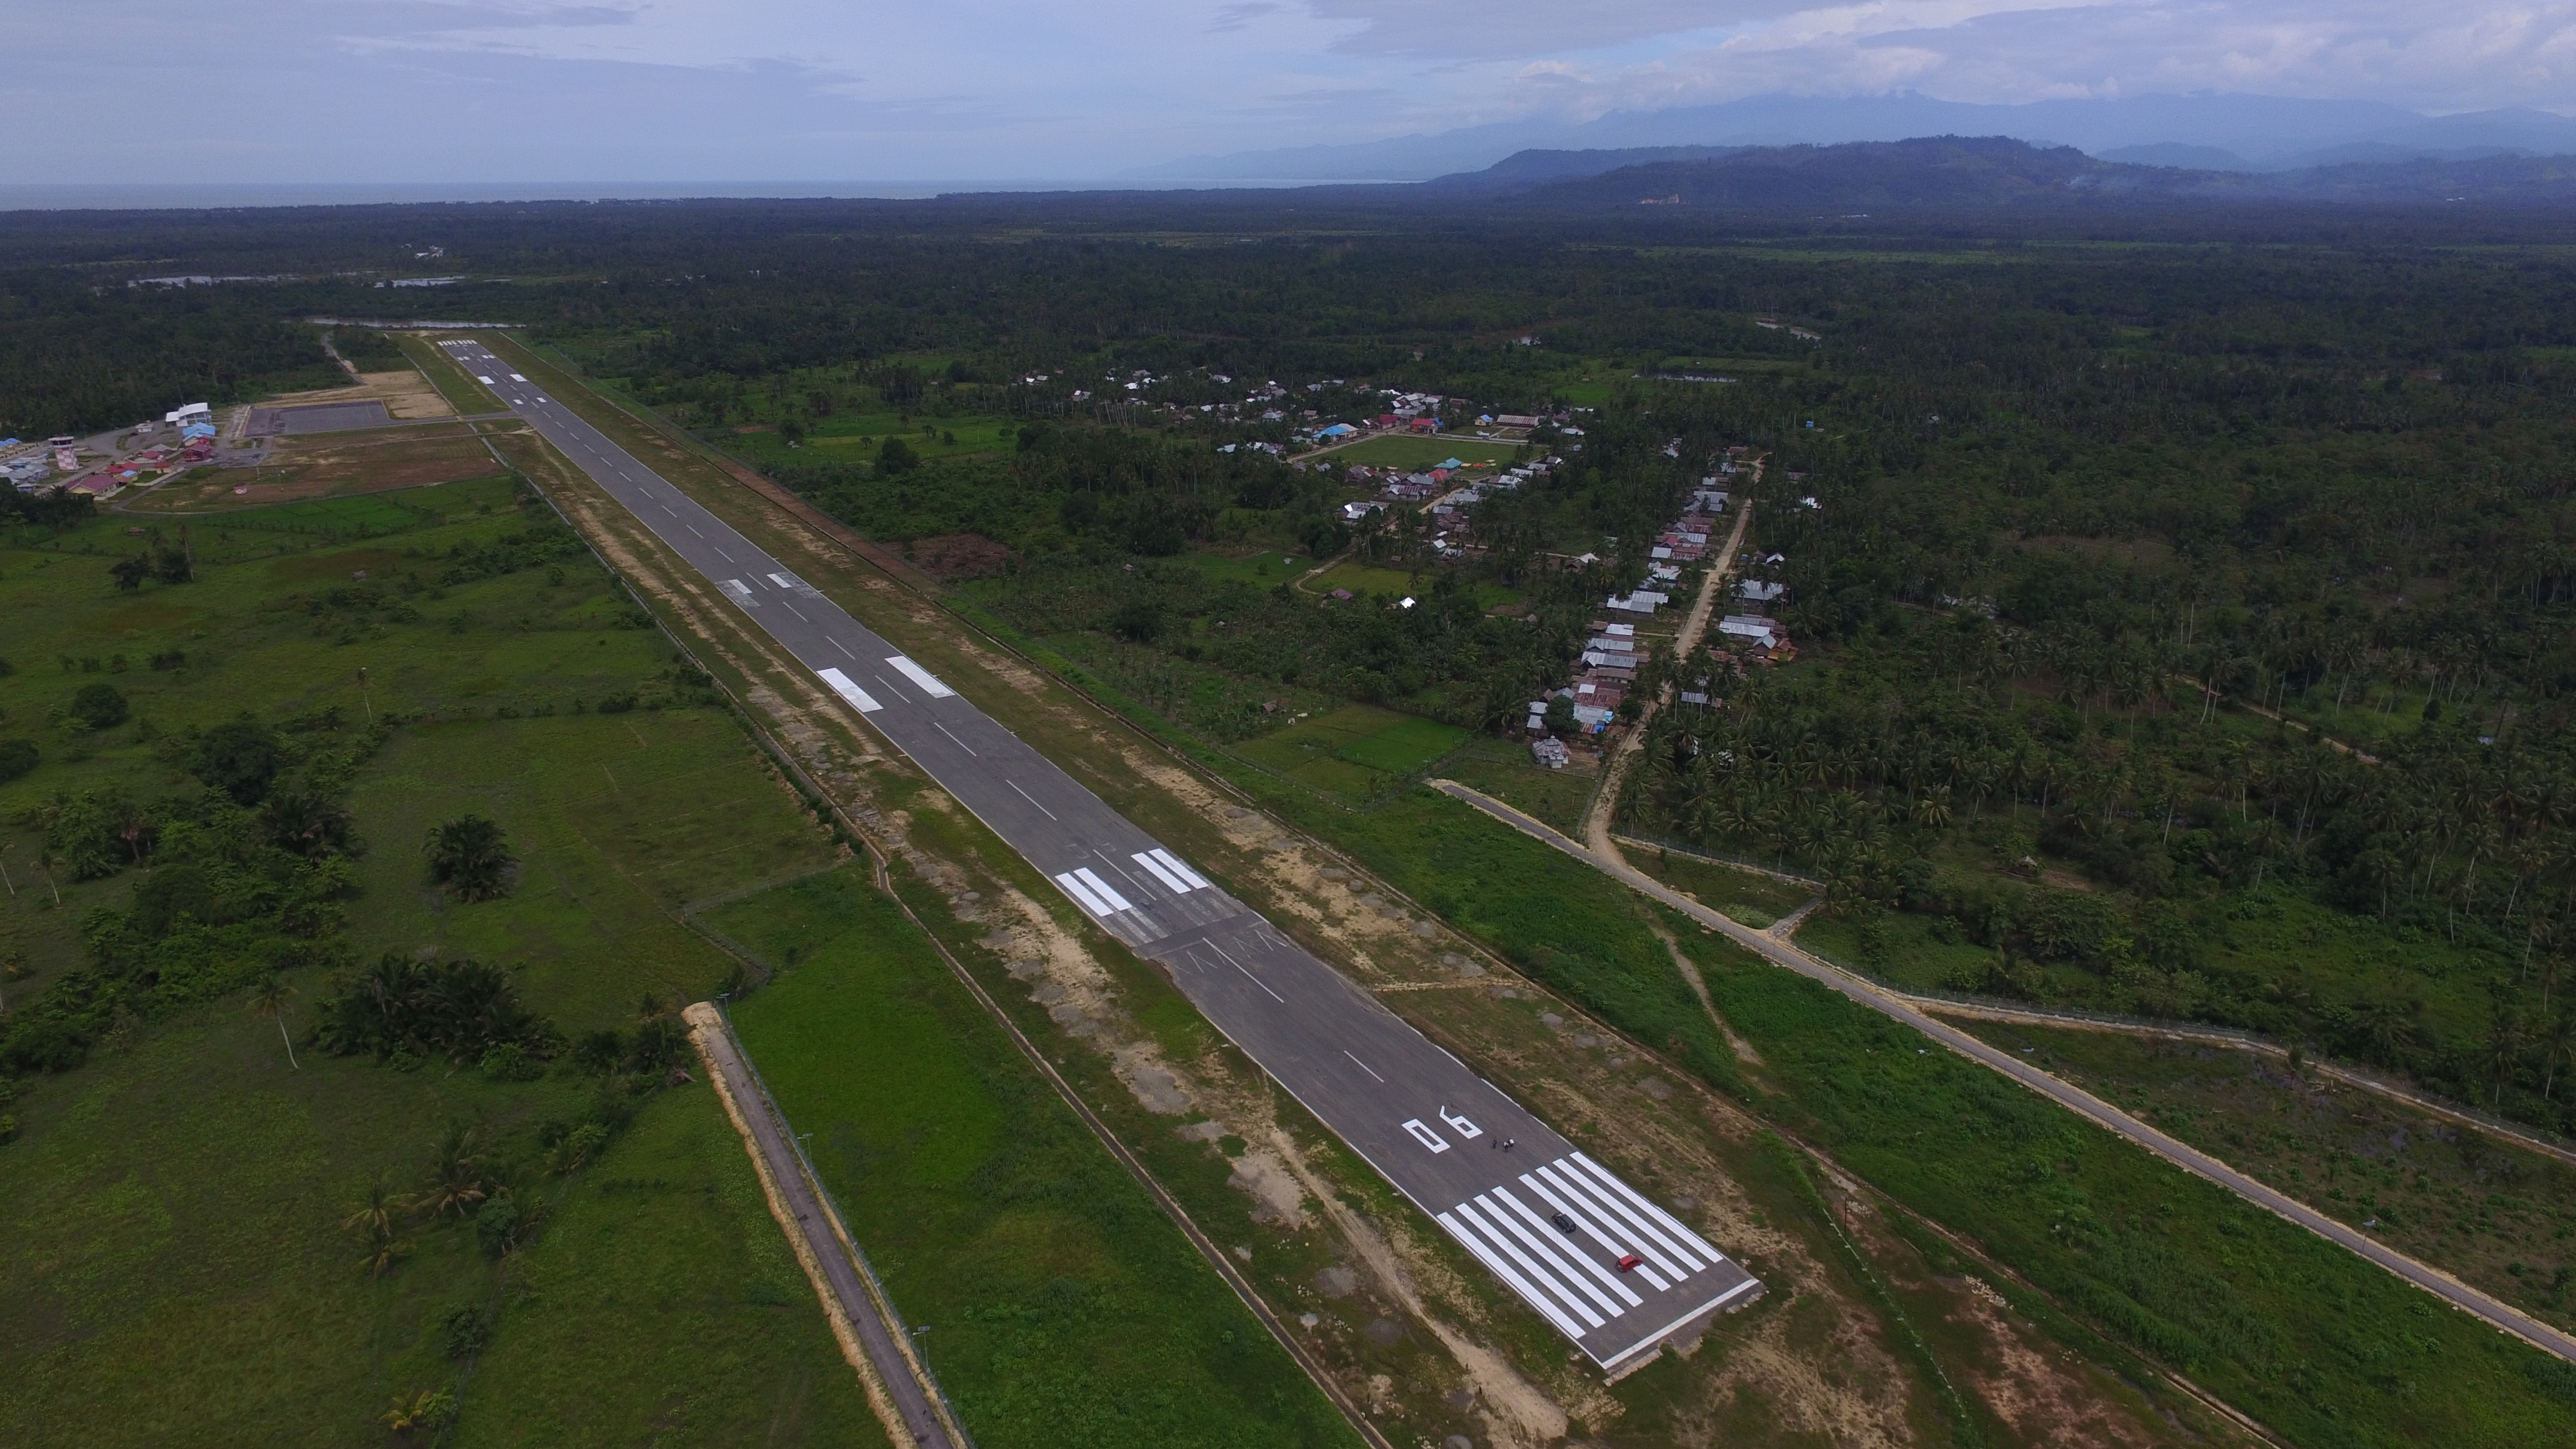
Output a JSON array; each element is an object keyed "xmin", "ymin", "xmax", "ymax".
[
  {"xmin": 816, "ymin": 668, "xmax": 882, "ymax": 713},
  {"xmin": 884, "ymin": 655, "xmax": 955, "ymax": 698}
]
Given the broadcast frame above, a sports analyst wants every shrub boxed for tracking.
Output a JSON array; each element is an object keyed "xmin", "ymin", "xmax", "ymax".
[
  {"xmin": 189, "ymin": 717, "xmax": 282, "ymax": 806},
  {"xmin": 0, "ymin": 737, "xmax": 36, "ymax": 783},
  {"xmin": 70, "ymin": 682, "xmax": 128, "ymax": 730},
  {"xmin": 424, "ymin": 814, "xmax": 515, "ymax": 900},
  {"xmin": 436, "ymin": 1303, "xmax": 493, "ymax": 1359},
  {"xmin": 312, "ymin": 953, "xmax": 553, "ymax": 1062}
]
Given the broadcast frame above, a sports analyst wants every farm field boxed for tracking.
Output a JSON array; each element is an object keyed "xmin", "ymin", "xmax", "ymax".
[
  {"xmin": 0, "ymin": 475, "xmax": 868, "ymax": 1446},
  {"xmin": 714, "ymin": 868, "xmax": 1361, "ymax": 1449}
]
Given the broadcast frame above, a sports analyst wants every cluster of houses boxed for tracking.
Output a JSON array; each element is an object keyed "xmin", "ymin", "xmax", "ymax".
[
  {"xmin": 1338, "ymin": 457, "xmax": 1559, "ymax": 560},
  {"xmin": 6, "ymin": 402, "xmax": 217, "ymax": 497}
]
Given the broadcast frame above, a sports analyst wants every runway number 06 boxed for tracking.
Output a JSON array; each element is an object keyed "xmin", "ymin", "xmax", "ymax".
[{"xmin": 1403, "ymin": 1108, "xmax": 1483, "ymax": 1153}]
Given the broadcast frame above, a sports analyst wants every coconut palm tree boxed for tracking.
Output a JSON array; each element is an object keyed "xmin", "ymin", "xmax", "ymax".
[
  {"xmin": 345, "ymin": 1177, "xmax": 413, "ymax": 1276},
  {"xmin": 424, "ymin": 1126, "xmax": 489, "ymax": 1220},
  {"xmin": 247, "ymin": 976, "xmax": 298, "ymax": 1069}
]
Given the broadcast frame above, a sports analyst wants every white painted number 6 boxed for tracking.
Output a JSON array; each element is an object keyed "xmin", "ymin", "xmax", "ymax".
[{"xmin": 1438, "ymin": 1106, "xmax": 1483, "ymax": 1139}]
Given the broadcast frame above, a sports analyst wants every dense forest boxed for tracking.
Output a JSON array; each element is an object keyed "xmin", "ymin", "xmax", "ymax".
[{"xmin": 10, "ymin": 196, "xmax": 2576, "ymax": 1137}]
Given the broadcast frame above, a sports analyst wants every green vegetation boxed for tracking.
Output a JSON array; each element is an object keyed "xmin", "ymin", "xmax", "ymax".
[
  {"xmin": 0, "ymin": 477, "xmax": 867, "ymax": 1444},
  {"xmin": 1947, "ymin": 1018, "xmax": 2576, "ymax": 1336},
  {"xmin": 1231, "ymin": 703, "xmax": 1469, "ymax": 802},
  {"xmin": 1434, "ymin": 734, "xmax": 1599, "ymax": 834},
  {"xmin": 1626, "ymin": 845, "xmax": 1815, "ymax": 930},
  {"xmin": 1257, "ymin": 782, "xmax": 2576, "ymax": 1446},
  {"xmin": 715, "ymin": 867, "xmax": 1362, "ymax": 1449}
]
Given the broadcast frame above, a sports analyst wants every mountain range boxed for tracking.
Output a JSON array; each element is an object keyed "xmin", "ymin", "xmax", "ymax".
[
  {"xmin": 1404, "ymin": 136, "xmax": 2576, "ymax": 211},
  {"xmin": 1126, "ymin": 93, "xmax": 2576, "ymax": 183}
]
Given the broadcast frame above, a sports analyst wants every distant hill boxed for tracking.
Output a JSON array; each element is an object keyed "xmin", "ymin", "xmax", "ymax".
[
  {"xmin": 1128, "ymin": 93, "xmax": 2576, "ymax": 184},
  {"xmin": 1405, "ymin": 136, "xmax": 2576, "ymax": 212}
]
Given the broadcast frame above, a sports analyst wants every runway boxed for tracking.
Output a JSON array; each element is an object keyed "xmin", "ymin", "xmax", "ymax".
[{"xmin": 442, "ymin": 339, "xmax": 1760, "ymax": 1370}]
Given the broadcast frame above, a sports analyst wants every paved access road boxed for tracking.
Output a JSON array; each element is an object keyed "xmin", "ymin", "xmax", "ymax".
[
  {"xmin": 443, "ymin": 341, "xmax": 1759, "ymax": 1372},
  {"xmin": 1432, "ymin": 778, "xmax": 2576, "ymax": 1368}
]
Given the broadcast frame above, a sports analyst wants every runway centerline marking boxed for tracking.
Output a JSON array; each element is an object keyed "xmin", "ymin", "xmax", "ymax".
[
  {"xmin": 1006, "ymin": 780, "xmax": 1058, "ymax": 820},
  {"xmin": 1343, "ymin": 1051, "xmax": 1386, "ymax": 1084}
]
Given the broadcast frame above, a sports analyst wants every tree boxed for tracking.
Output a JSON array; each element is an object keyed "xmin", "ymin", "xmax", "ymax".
[
  {"xmin": 423, "ymin": 1126, "xmax": 488, "ymax": 1220},
  {"xmin": 424, "ymin": 815, "xmax": 515, "ymax": 901},
  {"xmin": 70, "ymin": 682, "xmax": 128, "ymax": 730},
  {"xmin": 876, "ymin": 436, "xmax": 920, "ymax": 474},
  {"xmin": 189, "ymin": 717, "xmax": 282, "ymax": 806},
  {"xmin": 247, "ymin": 976, "xmax": 298, "ymax": 1069},
  {"xmin": 0, "ymin": 737, "xmax": 36, "ymax": 784},
  {"xmin": 1544, "ymin": 695, "xmax": 1577, "ymax": 737},
  {"xmin": 345, "ymin": 1177, "xmax": 413, "ymax": 1276}
]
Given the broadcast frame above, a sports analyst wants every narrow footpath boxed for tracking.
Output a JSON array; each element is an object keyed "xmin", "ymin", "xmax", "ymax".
[{"xmin": 1428, "ymin": 779, "xmax": 2576, "ymax": 1368}]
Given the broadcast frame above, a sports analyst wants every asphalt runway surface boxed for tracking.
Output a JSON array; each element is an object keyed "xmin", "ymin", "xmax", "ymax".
[{"xmin": 443, "ymin": 340, "xmax": 1760, "ymax": 1370}]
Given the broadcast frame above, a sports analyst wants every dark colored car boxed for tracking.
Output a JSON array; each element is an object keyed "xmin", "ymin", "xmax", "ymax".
[{"xmin": 1550, "ymin": 1213, "xmax": 1578, "ymax": 1235}]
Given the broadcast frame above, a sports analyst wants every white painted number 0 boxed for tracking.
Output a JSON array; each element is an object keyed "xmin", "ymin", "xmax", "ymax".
[{"xmin": 1401, "ymin": 1119, "xmax": 1450, "ymax": 1153}]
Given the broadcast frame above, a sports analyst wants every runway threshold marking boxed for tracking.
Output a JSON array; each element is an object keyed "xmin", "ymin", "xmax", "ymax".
[{"xmin": 817, "ymin": 668, "xmax": 883, "ymax": 713}]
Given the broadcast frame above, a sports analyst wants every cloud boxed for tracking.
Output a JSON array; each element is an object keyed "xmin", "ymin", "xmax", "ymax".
[{"xmin": 11, "ymin": 0, "xmax": 2576, "ymax": 184}]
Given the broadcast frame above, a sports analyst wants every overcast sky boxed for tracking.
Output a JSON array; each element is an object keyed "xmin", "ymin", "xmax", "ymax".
[{"xmin": 9, "ymin": 0, "xmax": 2576, "ymax": 183}]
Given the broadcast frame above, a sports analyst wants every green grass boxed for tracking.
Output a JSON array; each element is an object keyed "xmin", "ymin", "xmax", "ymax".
[
  {"xmin": 1308, "ymin": 559, "xmax": 1425, "ymax": 600},
  {"xmin": 1321, "ymin": 435, "xmax": 1524, "ymax": 470},
  {"xmin": 1627, "ymin": 846, "xmax": 1814, "ymax": 931},
  {"xmin": 715, "ymin": 869, "xmax": 1362, "ymax": 1449},
  {"xmin": 1944, "ymin": 1018, "xmax": 2576, "ymax": 1338},
  {"xmin": 1434, "ymin": 736, "xmax": 1600, "ymax": 835},
  {"xmin": 1180, "ymin": 547, "xmax": 1314, "ymax": 588},
  {"xmin": 453, "ymin": 1085, "xmax": 889, "ymax": 1448},
  {"xmin": 0, "ymin": 480, "xmax": 864, "ymax": 1445},
  {"xmin": 1230, "ymin": 703, "xmax": 1464, "ymax": 801}
]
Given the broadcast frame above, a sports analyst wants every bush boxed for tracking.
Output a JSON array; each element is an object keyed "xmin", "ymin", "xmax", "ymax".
[
  {"xmin": 437, "ymin": 1303, "xmax": 493, "ymax": 1358},
  {"xmin": 475, "ymin": 1198, "xmax": 526, "ymax": 1258},
  {"xmin": 312, "ymin": 953, "xmax": 553, "ymax": 1062},
  {"xmin": 70, "ymin": 682, "xmax": 128, "ymax": 730},
  {"xmin": 189, "ymin": 717, "xmax": 282, "ymax": 806},
  {"xmin": 424, "ymin": 814, "xmax": 515, "ymax": 900},
  {"xmin": 0, "ymin": 737, "xmax": 36, "ymax": 783}
]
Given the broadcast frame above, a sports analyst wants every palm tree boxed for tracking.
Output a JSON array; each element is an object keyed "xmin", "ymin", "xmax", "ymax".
[
  {"xmin": 424, "ymin": 814, "xmax": 516, "ymax": 901},
  {"xmin": 247, "ymin": 976, "xmax": 298, "ymax": 1069},
  {"xmin": 345, "ymin": 1177, "xmax": 413, "ymax": 1276},
  {"xmin": 424, "ymin": 1126, "xmax": 489, "ymax": 1220}
]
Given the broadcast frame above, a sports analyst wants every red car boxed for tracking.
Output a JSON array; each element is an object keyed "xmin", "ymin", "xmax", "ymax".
[{"xmin": 1616, "ymin": 1254, "xmax": 1643, "ymax": 1273}]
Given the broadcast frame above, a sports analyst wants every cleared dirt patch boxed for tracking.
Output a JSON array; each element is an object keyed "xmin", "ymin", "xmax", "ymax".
[
  {"xmin": 905, "ymin": 533, "xmax": 1015, "ymax": 580},
  {"xmin": 136, "ymin": 428, "xmax": 508, "ymax": 509}
]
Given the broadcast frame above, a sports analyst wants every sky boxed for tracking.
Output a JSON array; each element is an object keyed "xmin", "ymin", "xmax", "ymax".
[{"xmin": 8, "ymin": 0, "xmax": 2576, "ymax": 184}]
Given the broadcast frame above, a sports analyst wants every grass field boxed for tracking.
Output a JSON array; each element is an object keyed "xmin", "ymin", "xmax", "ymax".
[
  {"xmin": 715, "ymin": 869, "xmax": 1362, "ymax": 1449},
  {"xmin": 0, "ymin": 477, "xmax": 873, "ymax": 1446},
  {"xmin": 1307, "ymin": 559, "xmax": 1425, "ymax": 600},
  {"xmin": 1182, "ymin": 547, "xmax": 1314, "ymax": 588},
  {"xmin": 1627, "ymin": 846, "xmax": 1815, "ymax": 930},
  {"xmin": 1231, "ymin": 703, "xmax": 1468, "ymax": 800},
  {"xmin": 1434, "ymin": 735, "xmax": 1600, "ymax": 834},
  {"xmin": 1944, "ymin": 1018, "xmax": 2576, "ymax": 1336},
  {"xmin": 1321, "ymin": 435, "xmax": 1526, "ymax": 470}
]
